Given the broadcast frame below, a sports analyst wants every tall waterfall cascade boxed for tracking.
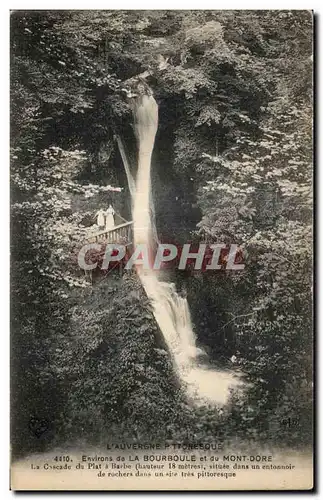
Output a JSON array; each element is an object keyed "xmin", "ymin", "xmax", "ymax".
[{"xmin": 125, "ymin": 91, "xmax": 241, "ymax": 405}]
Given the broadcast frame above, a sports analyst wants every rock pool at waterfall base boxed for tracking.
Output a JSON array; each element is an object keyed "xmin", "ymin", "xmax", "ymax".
[{"xmin": 182, "ymin": 366, "xmax": 243, "ymax": 406}]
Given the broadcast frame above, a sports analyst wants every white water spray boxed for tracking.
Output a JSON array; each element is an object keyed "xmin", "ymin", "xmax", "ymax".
[{"xmin": 127, "ymin": 91, "xmax": 241, "ymax": 405}]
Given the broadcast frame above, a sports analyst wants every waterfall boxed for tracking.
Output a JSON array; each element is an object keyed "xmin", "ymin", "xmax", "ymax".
[{"xmin": 126, "ymin": 91, "xmax": 241, "ymax": 405}]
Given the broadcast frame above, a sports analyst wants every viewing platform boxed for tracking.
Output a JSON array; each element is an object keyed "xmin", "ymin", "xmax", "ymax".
[{"xmin": 86, "ymin": 220, "xmax": 133, "ymax": 246}]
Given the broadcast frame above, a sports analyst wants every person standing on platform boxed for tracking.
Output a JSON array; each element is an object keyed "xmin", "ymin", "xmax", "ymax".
[
  {"xmin": 95, "ymin": 208, "xmax": 105, "ymax": 230},
  {"xmin": 105, "ymin": 204, "xmax": 115, "ymax": 231}
]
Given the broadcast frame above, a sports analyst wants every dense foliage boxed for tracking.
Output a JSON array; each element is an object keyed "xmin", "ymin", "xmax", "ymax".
[{"xmin": 11, "ymin": 10, "xmax": 312, "ymax": 457}]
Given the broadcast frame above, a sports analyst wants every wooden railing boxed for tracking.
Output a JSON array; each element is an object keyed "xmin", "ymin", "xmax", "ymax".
[{"xmin": 86, "ymin": 221, "xmax": 133, "ymax": 245}]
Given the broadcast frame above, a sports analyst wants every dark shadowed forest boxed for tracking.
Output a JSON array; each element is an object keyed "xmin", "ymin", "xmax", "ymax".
[{"xmin": 11, "ymin": 10, "xmax": 313, "ymax": 458}]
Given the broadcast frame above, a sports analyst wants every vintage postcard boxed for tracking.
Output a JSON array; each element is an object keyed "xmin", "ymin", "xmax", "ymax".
[{"xmin": 10, "ymin": 10, "xmax": 313, "ymax": 490}]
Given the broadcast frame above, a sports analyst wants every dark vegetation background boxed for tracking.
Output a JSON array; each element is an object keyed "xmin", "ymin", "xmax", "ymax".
[{"xmin": 10, "ymin": 10, "xmax": 313, "ymax": 458}]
